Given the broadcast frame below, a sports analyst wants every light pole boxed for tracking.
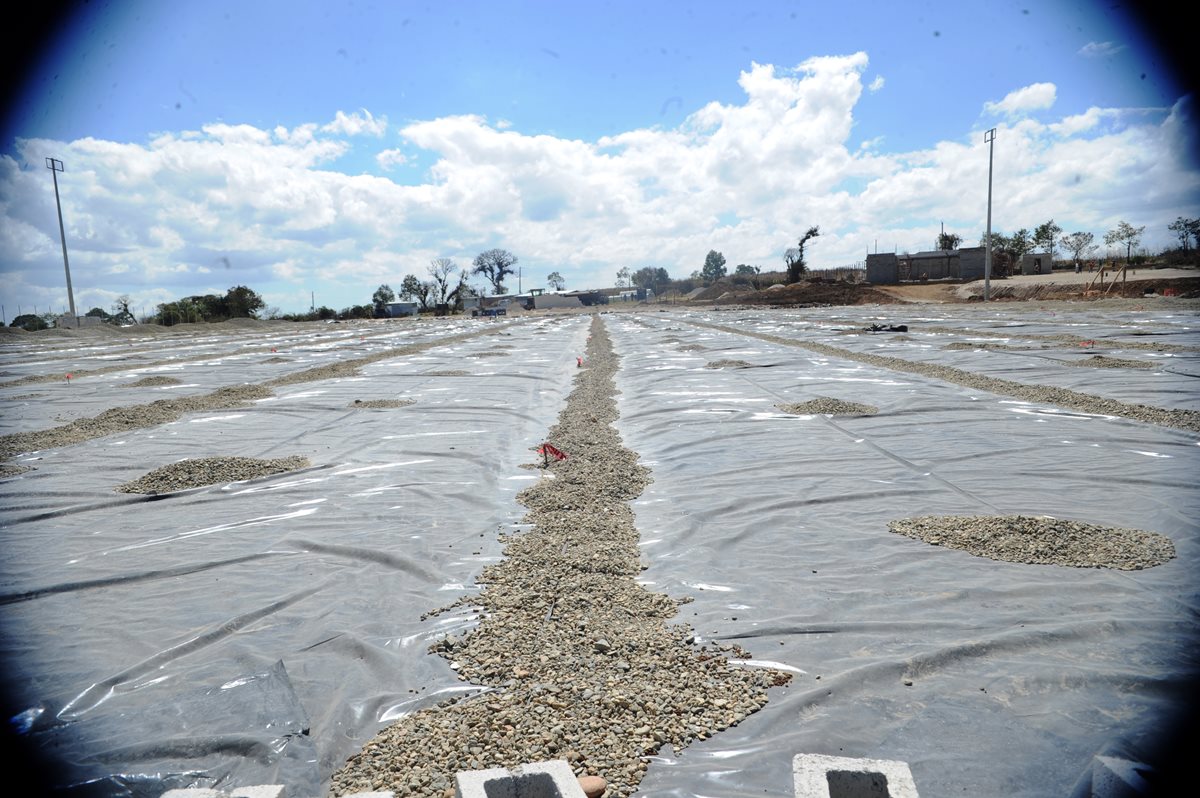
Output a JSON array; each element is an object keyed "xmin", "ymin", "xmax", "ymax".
[
  {"xmin": 46, "ymin": 157, "xmax": 77, "ymax": 320},
  {"xmin": 983, "ymin": 128, "xmax": 996, "ymax": 302}
]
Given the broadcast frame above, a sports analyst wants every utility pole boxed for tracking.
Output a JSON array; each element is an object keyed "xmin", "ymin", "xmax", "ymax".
[
  {"xmin": 983, "ymin": 129, "xmax": 997, "ymax": 301},
  {"xmin": 46, "ymin": 158, "xmax": 77, "ymax": 321}
]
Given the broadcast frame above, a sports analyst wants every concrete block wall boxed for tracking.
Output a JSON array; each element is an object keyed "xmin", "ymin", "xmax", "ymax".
[{"xmin": 793, "ymin": 753, "xmax": 919, "ymax": 798}]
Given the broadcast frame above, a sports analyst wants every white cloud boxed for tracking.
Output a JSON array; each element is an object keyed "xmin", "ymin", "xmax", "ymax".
[
  {"xmin": 868, "ymin": 75, "xmax": 885, "ymax": 93},
  {"xmin": 984, "ymin": 83, "xmax": 1057, "ymax": 118},
  {"xmin": 322, "ymin": 109, "xmax": 388, "ymax": 137},
  {"xmin": 376, "ymin": 148, "xmax": 408, "ymax": 170},
  {"xmin": 1, "ymin": 61, "xmax": 1195, "ymax": 315},
  {"xmin": 1078, "ymin": 41, "xmax": 1125, "ymax": 58}
]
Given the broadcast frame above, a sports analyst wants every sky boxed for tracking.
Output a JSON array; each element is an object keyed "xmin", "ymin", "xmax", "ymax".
[{"xmin": 0, "ymin": 0, "xmax": 1196, "ymax": 319}]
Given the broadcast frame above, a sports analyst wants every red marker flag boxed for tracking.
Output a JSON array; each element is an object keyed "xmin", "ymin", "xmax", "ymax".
[{"xmin": 537, "ymin": 443, "xmax": 568, "ymax": 461}]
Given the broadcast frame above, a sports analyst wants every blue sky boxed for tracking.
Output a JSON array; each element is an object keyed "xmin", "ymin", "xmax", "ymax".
[{"xmin": 1, "ymin": 0, "xmax": 1195, "ymax": 318}]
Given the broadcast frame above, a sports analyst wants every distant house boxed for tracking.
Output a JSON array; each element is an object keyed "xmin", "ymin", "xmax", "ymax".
[
  {"xmin": 1018, "ymin": 253, "xmax": 1053, "ymax": 275},
  {"xmin": 866, "ymin": 247, "xmax": 986, "ymax": 284},
  {"xmin": 385, "ymin": 302, "xmax": 419, "ymax": 317}
]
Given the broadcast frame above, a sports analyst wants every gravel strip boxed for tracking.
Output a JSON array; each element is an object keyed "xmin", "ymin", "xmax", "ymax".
[
  {"xmin": 328, "ymin": 316, "xmax": 790, "ymax": 798},
  {"xmin": 675, "ymin": 344, "xmax": 705, "ymax": 351},
  {"xmin": 1069, "ymin": 354, "xmax": 1158, "ymax": 370},
  {"xmin": 423, "ymin": 370, "xmax": 471, "ymax": 376},
  {"xmin": 919, "ymin": 326, "xmax": 1197, "ymax": 353},
  {"xmin": 888, "ymin": 515, "xmax": 1175, "ymax": 570},
  {"xmin": 942, "ymin": 342, "xmax": 1040, "ymax": 352},
  {"xmin": 349, "ymin": 399, "xmax": 415, "ymax": 409},
  {"xmin": 126, "ymin": 375, "xmax": 184, "ymax": 387},
  {"xmin": 0, "ymin": 327, "xmax": 508, "ymax": 462},
  {"xmin": 466, "ymin": 351, "xmax": 509, "ymax": 358},
  {"xmin": 690, "ymin": 320, "xmax": 1200, "ymax": 433},
  {"xmin": 704, "ymin": 359, "xmax": 753, "ymax": 369},
  {"xmin": 0, "ymin": 464, "xmax": 31, "ymax": 479},
  {"xmin": 115, "ymin": 455, "xmax": 310, "ymax": 494},
  {"xmin": 777, "ymin": 398, "xmax": 878, "ymax": 416}
]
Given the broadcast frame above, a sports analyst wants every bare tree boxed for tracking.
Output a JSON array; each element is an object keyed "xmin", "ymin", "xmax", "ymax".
[
  {"xmin": 428, "ymin": 258, "xmax": 458, "ymax": 305},
  {"xmin": 1059, "ymin": 231, "xmax": 1097, "ymax": 270},
  {"xmin": 547, "ymin": 271, "xmax": 566, "ymax": 291},
  {"xmin": 472, "ymin": 248, "xmax": 518, "ymax": 294},
  {"xmin": 785, "ymin": 226, "xmax": 820, "ymax": 283}
]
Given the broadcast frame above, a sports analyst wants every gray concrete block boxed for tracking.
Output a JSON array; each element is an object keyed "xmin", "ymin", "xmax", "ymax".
[
  {"xmin": 793, "ymin": 753, "xmax": 919, "ymax": 798},
  {"xmin": 1090, "ymin": 755, "xmax": 1153, "ymax": 797},
  {"xmin": 455, "ymin": 759, "xmax": 587, "ymax": 798},
  {"xmin": 229, "ymin": 787, "xmax": 286, "ymax": 798}
]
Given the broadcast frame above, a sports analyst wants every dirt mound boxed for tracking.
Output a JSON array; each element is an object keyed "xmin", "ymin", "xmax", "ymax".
[{"xmin": 720, "ymin": 281, "xmax": 901, "ymax": 307}]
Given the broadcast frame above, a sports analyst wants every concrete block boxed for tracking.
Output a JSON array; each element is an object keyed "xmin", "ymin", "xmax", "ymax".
[
  {"xmin": 456, "ymin": 759, "xmax": 587, "ymax": 798},
  {"xmin": 793, "ymin": 753, "xmax": 919, "ymax": 798},
  {"xmin": 230, "ymin": 787, "xmax": 286, "ymax": 798},
  {"xmin": 1090, "ymin": 755, "xmax": 1153, "ymax": 797}
]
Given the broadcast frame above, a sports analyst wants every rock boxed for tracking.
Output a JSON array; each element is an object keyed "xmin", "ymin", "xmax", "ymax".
[{"xmin": 578, "ymin": 775, "xmax": 607, "ymax": 798}]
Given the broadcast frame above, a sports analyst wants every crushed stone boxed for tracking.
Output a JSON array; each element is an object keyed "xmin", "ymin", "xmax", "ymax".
[
  {"xmin": 704, "ymin": 359, "xmax": 753, "ymax": 369},
  {"xmin": 126, "ymin": 375, "xmax": 184, "ymax": 387},
  {"xmin": 349, "ymin": 399, "xmax": 415, "ymax": 409},
  {"xmin": 777, "ymin": 398, "xmax": 879, "ymax": 416},
  {"xmin": 888, "ymin": 515, "xmax": 1175, "ymax": 570},
  {"xmin": 116, "ymin": 455, "xmax": 310, "ymax": 494},
  {"xmin": 327, "ymin": 316, "xmax": 790, "ymax": 798}
]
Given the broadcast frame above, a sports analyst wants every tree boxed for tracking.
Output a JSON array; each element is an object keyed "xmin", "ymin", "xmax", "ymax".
[
  {"xmin": 547, "ymin": 271, "xmax": 566, "ymax": 291},
  {"xmin": 400, "ymin": 274, "xmax": 433, "ymax": 311},
  {"xmin": 1059, "ymin": 232, "xmax": 1097, "ymax": 268},
  {"xmin": 1007, "ymin": 228, "xmax": 1033, "ymax": 261},
  {"xmin": 428, "ymin": 259, "xmax": 458, "ymax": 305},
  {"xmin": 372, "ymin": 284, "xmax": 396, "ymax": 317},
  {"xmin": 936, "ymin": 231, "xmax": 962, "ymax": 251},
  {"xmin": 85, "ymin": 307, "xmax": 112, "ymax": 321},
  {"xmin": 1168, "ymin": 217, "xmax": 1196, "ymax": 250},
  {"xmin": 615, "ymin": 267, "xmax": 631, "ymax": 288},
  {"xmin": 785, "ymin": 226, "xmax": 820, "ymax": 283},
  {"xmin": 700, "ymin": 250, "xmax": 727, "ymax": 284},
  {"xmin": 1033, "ymin": 219, "xmax": 1063, "ymax": 261},
  {"xmin": 224, "ymin": 285, "xmax": 265, "ymax": 318},
  {"xmin": 1104, "ymin": 221, "xmax": 1145, "ymax": 263},
  {"xmin": 111, "ymin": 295, "xmax": 135, "ymax": 325},
  {"xmin": 631, "ymin": 266, "xmax": 670, "ymax": 296},
  {"xmin": 10, "ymin": 313, "xmax": 49, "ymax": 331},
  {"xmin": 472, "ymin": 248, "xmax": 518, "ymax": 295}
]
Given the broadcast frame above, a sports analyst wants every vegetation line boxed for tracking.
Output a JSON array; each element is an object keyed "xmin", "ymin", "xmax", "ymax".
[{"xmin": 688, "ymin": 320, "xmax": 1200, "ymax": 433}]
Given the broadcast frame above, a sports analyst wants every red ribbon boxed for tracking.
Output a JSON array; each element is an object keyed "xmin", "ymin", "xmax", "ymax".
[{"xmin": 537, "ymin": 443, "xmax": 568, "ymax": 461}]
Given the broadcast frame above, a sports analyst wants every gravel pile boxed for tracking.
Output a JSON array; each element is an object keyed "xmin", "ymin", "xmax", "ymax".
[
  {"xmin": 692, "ymin": 321, "xmax": 1200, "ymax": 433},
  {"xmin": 263, "ymin": 356, "xmax": 292, "ymax": 363},
  {"xmin": 888, "ymin": 515, "xmax": 1175, "ymax": 570},
  {"xmin": 116, "ymin": 455, "xmax": 310, "ymax": 494},
  {"xmin": 423, "ymin": 370, "xmax": 470, "ymax": 376},
  {"xmin": 942, "ymin": 342, "xmax": 1036, "ymax": 351},
  {"xmin": 0, "ymin": 464, "xmax": 31, "ymax": 479},
  {"xmin": 777, "ymin": 398, "xmax": 878, "ymax": 416},
  {"xmin": 328, "ymin": 316, "xmax": 790, "ymax": 798},
  {"xmin": 350, "ymin": 399, "xmax": 415, "ymax": 409},
  {"xmin": 676, "ymin": 344, "xmax": 705, "ymax": 352},
  {"xmin": 1070, "ymin": 354, "xmax": 1156, "ymax": 370},
  {"xmin": 919, "ymin": 326, "xmax": 1197, "ymax": 353},
  {"xmin": 126, "ymin": 375, "xmax": 183, "ymax": 387},
  {"xmin": 467, "ymin": 351, "xmax": 509, "ymax": 358},
  {"xmin": 704, "ymin": 359, "xmax": 753, "ymax": 369}
]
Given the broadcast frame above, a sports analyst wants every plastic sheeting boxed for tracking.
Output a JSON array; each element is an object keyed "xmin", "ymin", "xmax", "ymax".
[
  {"xmin": 1, "ymin": 315, "xmax": 590, "ymax": 796},
  {"xmin": 608, "ymin": 307, "xmax": 1199, "ymax": 797}
]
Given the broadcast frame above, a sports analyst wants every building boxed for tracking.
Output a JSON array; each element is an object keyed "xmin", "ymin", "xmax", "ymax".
[
  {"xmin": 1018, "ymin": 253, "xmax": 1053, "ymax": 275},
  {"xmin": 385, "ymin": 302, "xmax": 419, "ymax": 318},
  {"xmin": 865, "ymin": 247, "xmax": 986, "ymax": 284}
]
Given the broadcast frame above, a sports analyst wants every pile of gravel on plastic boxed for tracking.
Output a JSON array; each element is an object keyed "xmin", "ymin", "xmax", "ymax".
[
  {"xmin": 423, "ymin": 369, "xmax": 470, "ymax": 376},
  {"xmin": 467, "ymin": 351, "xmax": 509, "ymax": 358},
  {"xmin": 676, "ymin": 344, "xmax": 705, "ymax": 351},
  {"xmin": 888, "ymin": 515, "xmax": 1175, "ymax": 570},
  {"xmin": 1070, "ymin": 354, "xmax": 1156, "ymax": 370},
  {"xmin": 942, "ymin": 342, "xmax": 1035, "ymax": 351},
  {"xmin": 262, "ymin": 356, "xmax": 292, "ymax": 363},
  {"xmin": 126, "ymin": 375, "xmax": 183, "ymax": 387},
  {"xmin": 116, "ymin": 455, "xmax": 310, "ymax": 494},
  {"xmin": 777, "ymin": 398, "xmax": 878, "ymax": 416},
  {"xmin": 329, "ymin": 317, "xmax": 790, "ymax": 798},
  {"xmin": 704, "ymin": 358, "xmax": 753, "ymax": 368},
  {"xmin": 349, "ymin": 398, "xmax": 415, "ymax": 409},
  {"xmin": 0, "ymin": 464, "xmax": 31, "ymax": 479}
]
